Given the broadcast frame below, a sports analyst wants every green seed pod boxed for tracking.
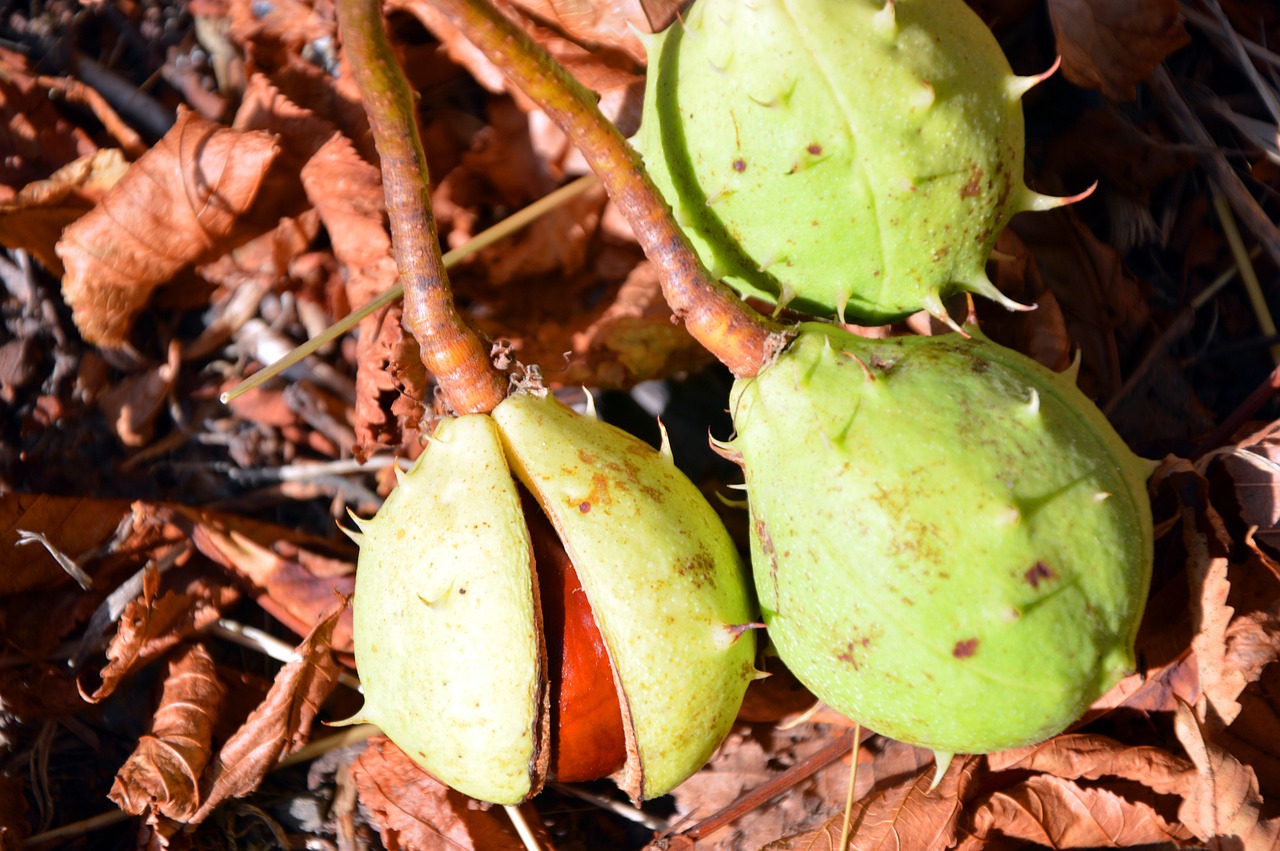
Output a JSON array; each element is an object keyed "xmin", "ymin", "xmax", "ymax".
[
  {"xmin": 345, "ymin": 392, "xmax": 757, "ymax": 804},
  {"xmin": 721, "ymin": 324, "xmax": 1154, "ymax": 757},
  {"xmin": 635, "ymin": 0, "xmax": 1076, "ymax": 326},
  {"xmin": 346, "ymin": 414, "xmax": 543, "ymax": 804}
]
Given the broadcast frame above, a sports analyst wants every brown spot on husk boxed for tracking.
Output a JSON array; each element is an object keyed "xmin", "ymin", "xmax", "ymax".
[
  {"xmin": 1025, "ymin": 561, "xmax": 1056, "ymax": 588},
  {"xmin": 676, "ymin": 550, "xmax": 717, "ymax": 590},
  {"xmin": 953, "ymin": 639, "xmax": 979, "ymax": 658}
]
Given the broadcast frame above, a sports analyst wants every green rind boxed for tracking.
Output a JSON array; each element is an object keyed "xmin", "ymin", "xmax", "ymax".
[
  {"xmin": 351, "ymin": 415, "xmax": 542, "ymax": 804},
  {"xmin": 636, "ymin": 0, "xmax": 1025, "ymax": 322},
  {"xmin": 729, "ymin": 325, "xmax": 1154, "ymax": 753},
  {"xmin": 492, "ymin": 392, "xmax": 757, "ymax": 800}
]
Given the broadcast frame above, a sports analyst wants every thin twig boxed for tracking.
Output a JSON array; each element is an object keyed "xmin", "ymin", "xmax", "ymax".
[
  {"xmin": 1212, "ymin": 192, "xmax": 1280, "ymax": 364},
  {"xmin": 1149, "ymin": 66, "xmax": 1280, "ymax": 275},
  {"xmin": 548, "ymin": 783, "xmax": 668, "ymax": 831},
  {"xmin": 1192, "ymin": 361, "xmax": 1280, "ymax": 456},
  {"xmin": 335, "ymin": 0, "xmax": 507, "ymax": 414},
  {"xmin": 837, "ymin": 726, "xmax": 862, "ymax": 849},
  {"xmin": 672, "ymin": 729, "xmax": 858, "ymax": 842},
  {"xmin": 1103, "ymin": 245, "xmax": 1260, "ymax": 416},
  {"xmin": 426, "ymin": 0, "xmax": 787, "ymax": 377},
  {"xmin": 505, "ymin": 804, "xmax": 543, "ymax": 851},
  {"xmin": 211, "ymin": 620, "xmax": 363, "ymax": 691}
]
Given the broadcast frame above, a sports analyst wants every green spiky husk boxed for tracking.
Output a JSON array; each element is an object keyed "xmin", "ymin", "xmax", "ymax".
[
  {"xmin": 728, "ymin": 324, "xmax": 1154, "ymax": 753},
  {"xmin": 636, "ymin": 0, "xmax": 1033, "ymax": 322}
]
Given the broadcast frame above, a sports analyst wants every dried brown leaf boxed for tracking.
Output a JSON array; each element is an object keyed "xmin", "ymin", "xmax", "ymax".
[
  {"xmin": 777, "ymin": 754, "xmax": 979, "ymax": 851},
  {"xmin": 1047, "ymin": 0, "xmax": 1190, "ymax": 102},
  {"xmin": 0, "ymin": 663, "xmax": 86, "ymax": 722},
  {"xmin": 1174, "ymin": 699, "xmax": 1280, "ymax": 848},
  {"xmin": 0, "ymin": 47, "xmax": 97, "ymax": 195},
  {"xmin": 977, "ymin": 228, "xmax": 1073, "ymax": 373},
  {"xmin": 988, "ymin": 734, "xmax": 1193, "ymax": 797},
  {"xmin": 511, "ymin": 0, "xmax": 650, "ymax": 61},
  {"xmin": 351, "ymin": 736, "xmax": 525, "ymax": 851},
  {"xmin": 109, "ymin": 643, "xmax": 225, "ymax": 821},
  {"xmin": 190, "ymin": 603, "xmax": 343, "ymax": 823},
  {"xmin": 186, "ymin": 510, "xmax": 355, "ymax": 653},
  {"xmin": 561, "ymin": 261, "xmax": 712, "ymax": 387},
  {"xmin": 1220, "ymin": 430, "xmax": 1280, "ymax": 559},
  {"xmin": 398, "ymin": 0, "xmax": 644, "ymax": 131},
  {"xmin": 0, "ymin": 148, "xmax": 129, "ymax": 275},
  {"xmin": 55, "ymin": 108, "xmax": 279, "ymax": 347},
  {"xmin": 958, "ymin": 774, "xmax": 1195, "ymax": 849},
  {"xmin": 1008, "ymin": 207, "xmax": 1150, "ymax": 403},
  {"xmin": 1, "ymin": 498, "xmax": 195, "ymax": 660},
  {"xmin": 663, "ymin": 728, "xmax": 928, "ymax": 849},
  {"xmin": 84, "ymin": 565, "xmax": 236, "ymax": 703},
  {"xmin": 98, "ymin": 339, "xmax": 183, "ymax": 447},
  {"xmin": 1176, "ymin": 467, "xmax": 1255, "ymax": 726},
  {"xmin": 0, "ymin": 492, "xmax": 135, "ymax": 596},
  {"xmin": 232, "ymin": 74, "xmax": 338, "ymax": 167},
  {"xmin": 297, "ymin": 131, "xmax": 423, "ymax": 456},
  {"xmin": 1217, "ymin": 666, "xmax": 1280, "ymax": 804}
]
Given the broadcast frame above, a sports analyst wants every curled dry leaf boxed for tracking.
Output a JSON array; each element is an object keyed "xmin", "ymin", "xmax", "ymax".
[
  {"xmin": 110, "ymin": 643, "xmax": 226, "ymax": 822},
  {"xmin": 1174, "ymin": 462, "xmax": 1265, "ymax": 727},
  {"xmin": 987, "ymin": 734, "xmax": 1193, "ymax": 797},
  {"xmin": 189, "ymin": 602, "xmax": 343, "ymax": 823},
  {"xmin": 351, "ymin": 736, "xmax": 526, "ymax": 851},
  {"xmin": 83, "ymin": 564, "xmax": 237, "ymax": 703},
  {"xmin": 98, "ymin": 339, "xmax": 183, "ymax": 447},
  {"xmin": 0, "ymin": 148, "xmax": 129, "ymax": 275},
  {"xmin": 1046, "ymin": 0, "xmax": 1190, "ymax": 102},
  {"xmin": 1217, "ymin": 666, "xmax": 1280, "ymax": 805},
  {"xmin": 1174, "ymin": 699, "xmax": 1280, "ymax": 848},
  {"xmin": 56, "ymin": 108, "xmax": 279, "ymax": 347}
]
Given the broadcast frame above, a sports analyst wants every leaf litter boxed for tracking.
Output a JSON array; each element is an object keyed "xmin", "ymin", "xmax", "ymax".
[{"xmin": 3, "ymin": 0, "xmax": 1280, "ymax": 848}]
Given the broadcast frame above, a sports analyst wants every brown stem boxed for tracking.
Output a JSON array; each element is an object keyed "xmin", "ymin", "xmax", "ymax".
[
  {"xmin": 336, "ymin": 0, "xmax": 507, "ymax": 414},
  {"xmin": 427, "ymin": 0, "xmax": 787, "ymax": 377}
]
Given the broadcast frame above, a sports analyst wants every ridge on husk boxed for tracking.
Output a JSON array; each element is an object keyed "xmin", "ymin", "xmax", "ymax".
[
  {"xmin": 636, "ymin": 0, "xmax": 1077, "ymax": 327},
  {"xmin": 723, "ymin": 324, "xmax": 1155, "ymax": 754}
]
